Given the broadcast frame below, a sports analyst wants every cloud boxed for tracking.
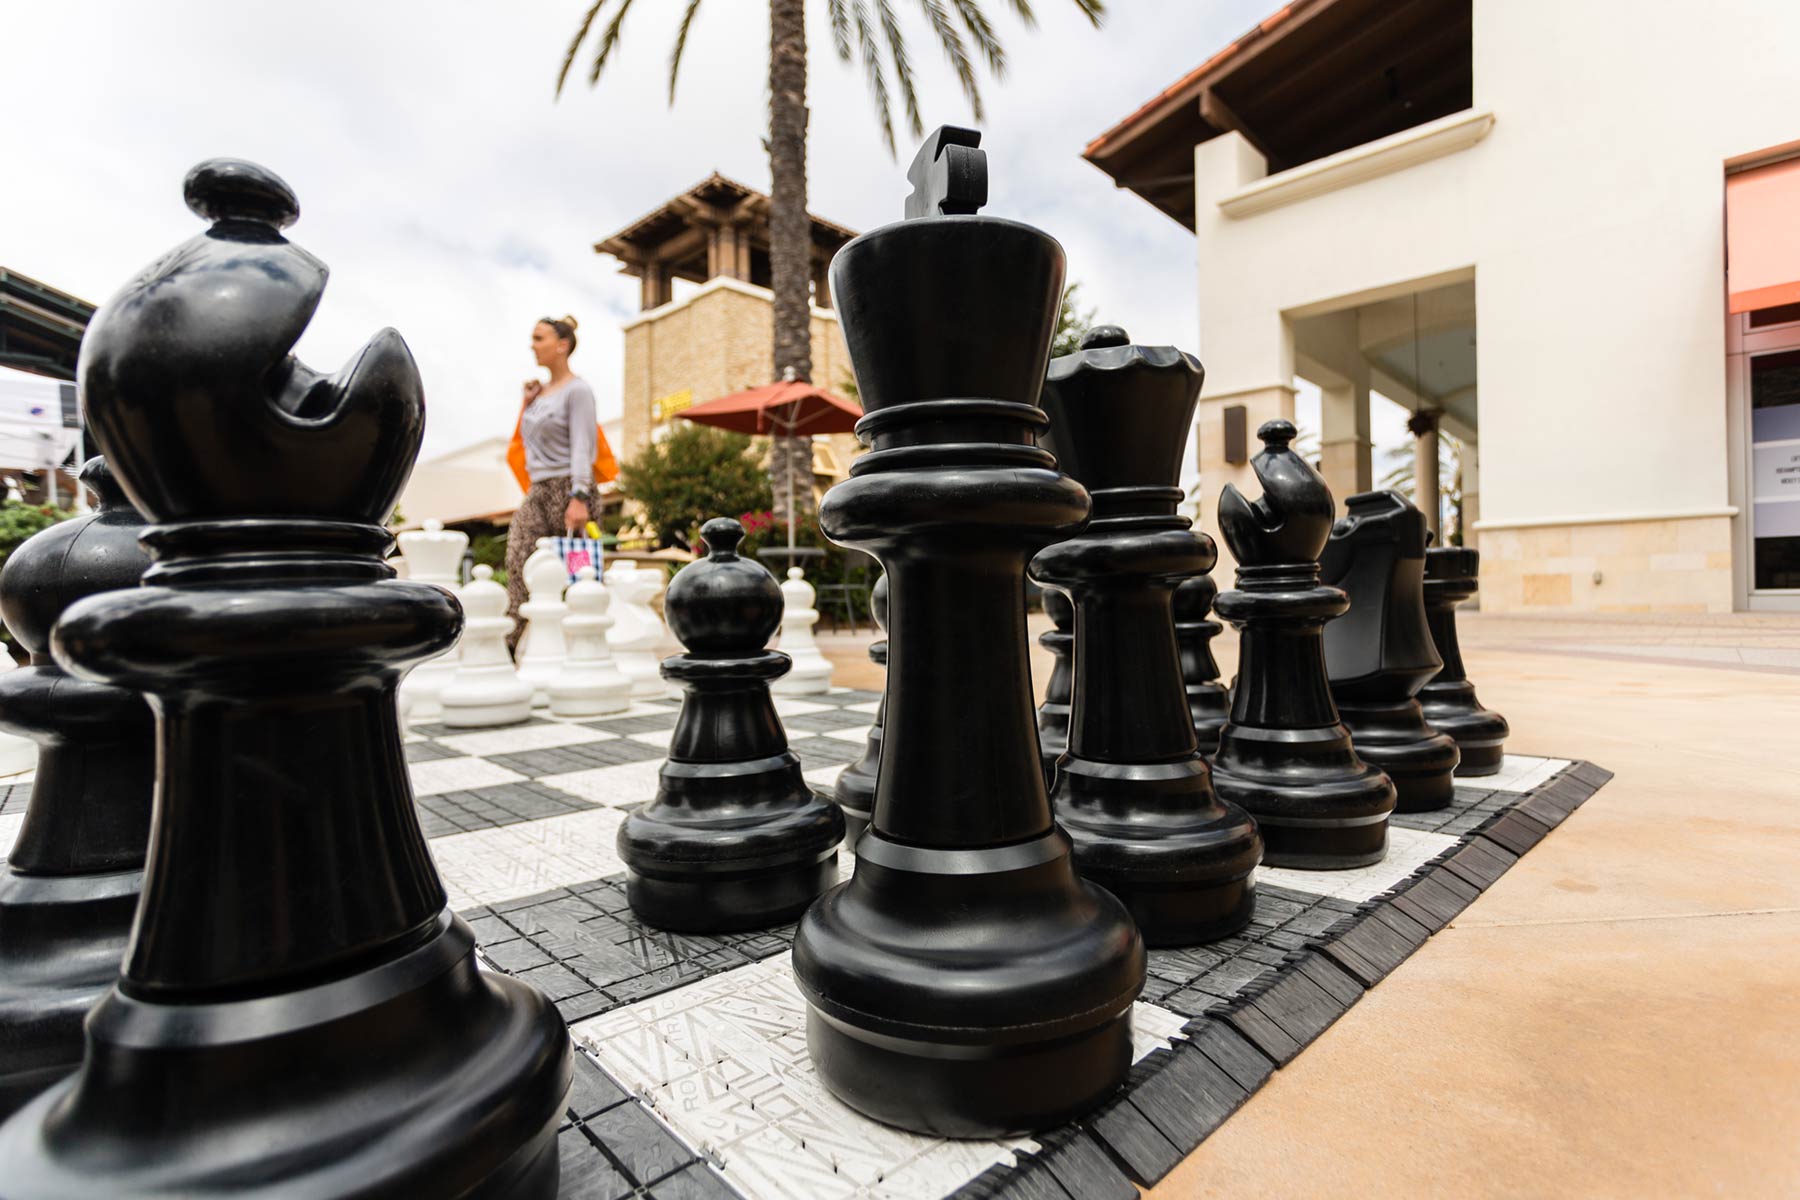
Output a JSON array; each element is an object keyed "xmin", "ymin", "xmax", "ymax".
[{"xmin": 1, "ymin": 0, "xmax": 1277, "ymax": 464}]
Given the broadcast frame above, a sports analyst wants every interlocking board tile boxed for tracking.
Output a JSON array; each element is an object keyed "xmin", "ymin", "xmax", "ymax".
[
  {"xmin": 820, "ymin": 726, "xmax": 875, "ymax": 744},
  {"xmin": 0, "ymin": 812, "xmax": 23, "ymax": 861},
  {"xmin": 1256, "ymin": 824, "xmax": 1459, "ymax": 903},
  {"xmin": 430, "ymin": 808, "xmax": 628, "ymax": 908},
  {"xmin": 408, "ymin": 755, "xmax": 529, "ymax": 796},
  {"xmin": 489, "ymin": 739, "xmax": 668, "ymax": 777},
  {"xmin": 438, "ymin": 723, "xmax": 620, "ymax": 757},
  {"xmin": 1479, "ymin": 754, "xmax": 1573, "ymax": 793},
  {"xmin": 540, "ymin": 760, "xmax": 670, "ymax": 810},
  {"xmin": 770, "ymin": 697, "xmax": 838, "ymax": 718}
]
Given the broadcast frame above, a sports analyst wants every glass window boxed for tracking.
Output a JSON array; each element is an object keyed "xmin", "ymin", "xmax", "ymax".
[{"xmin": 1751, "ymin": 349, "xmax": 1800, "ymax": 589}]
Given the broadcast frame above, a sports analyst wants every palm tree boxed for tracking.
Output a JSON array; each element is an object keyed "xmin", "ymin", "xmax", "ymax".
[
  {"xmin": 1378, "ymin": 431, "xmax": 1465, "ymax": 544},
  {"xmin": 558, "ymin": 0, "xmax": 1104, "ymax": 522}
]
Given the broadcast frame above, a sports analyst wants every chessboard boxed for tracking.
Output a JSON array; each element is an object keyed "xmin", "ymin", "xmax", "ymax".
[{"xmin": 0, "ymin": 690, "xmax": 1611, "ymax": 1200}]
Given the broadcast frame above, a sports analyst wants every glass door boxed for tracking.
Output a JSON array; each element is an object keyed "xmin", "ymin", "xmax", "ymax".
[{"xmin": 1749, "ymin": 342, "xmax": 1800, "ymax": 593}]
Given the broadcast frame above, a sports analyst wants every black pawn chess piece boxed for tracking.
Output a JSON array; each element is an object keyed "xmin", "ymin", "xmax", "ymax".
[
  {"xmin": 1035, "ymin": 588, "xmax": 1074, "ymax": 781},
  {"xmin": 1031, "ymin": 327, "xmax": 1261, "ymax": 945},
  {"xmin": 0, "ymin": 159, "xmax": 571, "ymax": 1197},
  {"xmin": 1174, "ymin": 574, "xmax": 1231, "ymax": 756},
  {"xmin": 619, "ymin": 517, "xmax": 844, "ymax": 930},
  {"xmin": 792, "ymin": 127, "xmax": 1144, "ymax": 1138},
  {"xmin": 1420, "ymin": 545, "xmax": 1509, "ymax": 775},
  {"xmin": 0, "ymin": 458, "xmax": 153, "ymax": 1118},
  {"xmin": 1211, "ymin": 420, "xmax": 1396, "ymax": 868},
  {"xmin": 833, "ymin": 571, "xmax": 888, "ymax": 849},
  {"xmin": 1321, "ymin": 490, "xmax": 1462, "ymax": 811}
]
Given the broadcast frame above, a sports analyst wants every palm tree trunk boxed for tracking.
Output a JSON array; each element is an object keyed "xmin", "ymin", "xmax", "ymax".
[{"xmin": 768, "ymin": 0, "xmax": 813, "ymax": 530}]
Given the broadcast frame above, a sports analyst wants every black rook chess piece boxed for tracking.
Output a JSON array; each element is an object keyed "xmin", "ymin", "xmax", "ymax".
[
  {"xmin": 619, "ymin": 518, "xmax": 844, "ymax": 930},
  {"xmin": 1321, "ymin": 490, "xmax": 1462, "ymax": 811},
  {"xmin": 792, "ymin": 127, "xmax": 1144, "ymax": 1137},
  {"xmin": 1035, "ymin": 588, "xmax": 1074, "ymax": 781},
  {"xmin": 1174, "ymin": 572, "xmax": 1231, "ymax": 756},
  {"xmin": 1211, "ymin": 420, "xmax": 1396, "ymax": 868},
  {"xmin": 833, "ymin": 571, "xmax": 888, "ymax": 848},
  {"xmin": 1420, "ymin": 545, "xmax": 1509, "ymax": 774},
  {"xmin": 0, "ymin": 159, "xmax": 571, "ymax": 1197},
  {"xmin": 1031, "ymin": 327, "xmax": 1261, "ymax": 945},
  {"xmin": 0, "ymin": 458, "xmax": 153, "ymax": 1118}
]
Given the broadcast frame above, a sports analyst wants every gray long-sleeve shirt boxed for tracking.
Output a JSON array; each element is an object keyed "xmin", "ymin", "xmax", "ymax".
[{"xmin": 520, "ymin": 378, "xmax": 597, "ymax": 490}]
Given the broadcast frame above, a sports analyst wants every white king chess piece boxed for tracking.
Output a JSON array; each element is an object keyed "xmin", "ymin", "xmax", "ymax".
[
  {"xmin": 604, "ymin": 561, "xmax": 667, "ymax": 699},
  {"xmin": 547, "ymin": 567, "xmax": 632, "ymax": 717},
  {"xmin": 517, "ymin": 538, "xmax": 570, "ymax": 708},
  {"xmin": 772, "ymin": 566, "xmax": 833, "ymax": 694},
  {"xmin": 396, "ymin": 518, "xmax": 468, "ymax": 721},
  {"xmin": 439, "ymin": 565, "xmax": 533, "ymax": 728}
]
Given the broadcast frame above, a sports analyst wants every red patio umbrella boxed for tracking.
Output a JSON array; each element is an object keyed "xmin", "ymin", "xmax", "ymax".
[{"xmin": 678, "ymin": 377, "xmax": 862, "ymax": 552}]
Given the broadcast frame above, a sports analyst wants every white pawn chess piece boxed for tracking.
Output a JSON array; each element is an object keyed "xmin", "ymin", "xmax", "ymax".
[
  {"xmin": 0, "ymin": 650, "xmax": 33, "ymax": 775},
  {"xmin": 547, "ymin": 567, "xmax": 632, "ymax": 717},
  {"xmin": 396, "ymin": 518, "xmax": 468, "ymax": 721},
  {"xmin": 439, "ymin": 565, "xmax": 533, "ymax": 728},
  {"xmin": 604, "ymin": 562, "xmax": 667, "ymax": 699},
  {"xmin": 772, "ymin": 566, "xmax": 833, "ymax": 694},
  {"xmin": 517, "ymin": 539, "xmax": 570, "ymax": 708}
]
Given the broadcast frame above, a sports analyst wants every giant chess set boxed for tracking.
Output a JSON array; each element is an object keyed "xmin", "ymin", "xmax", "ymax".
[{"xmin": 0, "ymin": 130, "xmax": 1609, "ymax": 1197}]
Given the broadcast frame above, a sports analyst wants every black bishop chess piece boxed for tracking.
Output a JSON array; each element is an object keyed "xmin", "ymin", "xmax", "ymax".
[
  {"xmin": 0, "ymin": 458, "xmax": 153, "ymax": 1119},
  {"xmin": 1035, "ymin": 588, "xmax": 1074, "ymax": 780},
  {"xmin": 792, "ymin": 127, "xmax": 1145, "ymax": 1137},
  {"xmin": 1211, "ymin": 420, "xmax": 1397, "ymax": 868},
  {"xmin": 1321, "ymin": 490, "xmax": 1462, "ymax": 811},
  {"xmin": 619, "ymin": 517, "xmax": 843, "ymax": 930},
  {"xmin": 1031, "ymin": 327, "xmax": 1261, "ymax": 945},
  {"xmin": 833, "ymin": 571, "xmax": 888, "ymax": 849},
  {"xmin": 1420, "ymin": 544, "xmax": 1509, "ymax": 774},
  {"xmin": 0, "ymin": 159, "xmax": 571, "ymax": 1197},
  {"xmin": 1174, "ymin": 574, "xmax": 1231, "ymax": 757}
]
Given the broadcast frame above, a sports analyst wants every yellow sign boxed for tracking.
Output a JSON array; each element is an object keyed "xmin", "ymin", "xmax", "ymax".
[{"xmin": 652, "ymin": 389, "xmax": 693, "ymax": 422}]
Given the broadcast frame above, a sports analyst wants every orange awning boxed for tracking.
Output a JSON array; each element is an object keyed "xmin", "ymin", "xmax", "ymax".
[{"xmin": 1728, "ymin": 157, "xmax": 1800, "ymax": 314}]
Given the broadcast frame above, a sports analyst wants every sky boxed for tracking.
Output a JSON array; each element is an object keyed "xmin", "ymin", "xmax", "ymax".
[{"xmin": 1, "ymin": 0, "xmax": 1408, "ymax": 468}]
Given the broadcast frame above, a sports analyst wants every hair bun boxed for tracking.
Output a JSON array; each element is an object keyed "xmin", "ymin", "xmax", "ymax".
[{"xmin": 561, "ymin": 314, "xmax": 579, "ymax": 331}]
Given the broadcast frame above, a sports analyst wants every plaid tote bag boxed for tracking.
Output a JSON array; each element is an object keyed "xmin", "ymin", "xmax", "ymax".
[{"xmin": 551, "ymin": 536, "xmax": 605, "ymax": 582}]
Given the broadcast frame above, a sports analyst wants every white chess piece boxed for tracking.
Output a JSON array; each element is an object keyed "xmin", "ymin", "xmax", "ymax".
[
  {"xmin": 604, "ymin": 562, "xmax": 667, "ymax": 699},
  {"xmin": 0, "ymin": 650, "xmax": 32, "ymax": 775},
  {"xmin": 772, "ymin": 566, "xmax": 833, "ymax": 694},
  {"xmin": 517, "ymin": 539, "xmax": 570, "ymax": 708},
  {"xmin": 439, "ymin": 565, "xmax": 532, "ymax": 728},
  {"xmin": 396, "ymin": 518, "xmax": 467, "ymax": 721},
  {"xmin": 547, "ymin": 567, "xmax": 632, "ymax": 717}
]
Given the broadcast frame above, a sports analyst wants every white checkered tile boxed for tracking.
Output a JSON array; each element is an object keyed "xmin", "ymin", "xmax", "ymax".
[
  {"xmin": 1257, "ymin": 823, "xmax": 1460, "ymax": 903},
  {"xmin": 407, "ymin": 756, "xmax": 529, "ymax": 797}
]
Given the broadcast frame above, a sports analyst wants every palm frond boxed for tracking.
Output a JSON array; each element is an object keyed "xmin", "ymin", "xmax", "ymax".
[
  {"xmin": 851, "ymin": 0, "xmax": 897, "ymax": 153},
  {"xmin": 555, "ymin": 0, "xmax": 609, "ymax": 98},
  {"xmin": 916, "ymin": 0, "xmax": 984, "ymax": 120},
  {"xmin": 1064, "ymin": 0, "xmax": 1104, "ymax": 27},
  {"xmin": 588, "ymin": 0, "xmax": 641, "ymax": 88},
  {"xmin": 947, "ymin": 0, "xmax": 1005, "ymax": 75},
  {"xmin": 1005, "ymin": 0, "xmax": 1037, "ymax": 29},
  {"xmin": 668, "ymin": 0, "xmax": 706, "ymax": 102},
  {"xmin": 876, "ymin": 0, "xmax": 923, "ymax": 140},
  {"xmin": 826, "ymin": 0, "xmax": 853, "ymax": 61}
]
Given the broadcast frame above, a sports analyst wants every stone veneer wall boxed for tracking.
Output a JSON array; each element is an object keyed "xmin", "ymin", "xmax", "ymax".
[{"xmin": 1476, "ymin": 515, "xmax": 1734, "ymax": 613}]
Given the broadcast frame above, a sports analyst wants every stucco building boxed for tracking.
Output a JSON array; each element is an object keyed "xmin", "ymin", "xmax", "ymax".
[{"xmin": 1086, "ymin": 0, "xmax": 1800, "ymax": 612}]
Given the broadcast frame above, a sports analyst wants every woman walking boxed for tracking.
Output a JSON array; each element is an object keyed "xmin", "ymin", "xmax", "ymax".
[{"xmin": 504, "ymin": 315, "xmax": 616, "ymax": 652}]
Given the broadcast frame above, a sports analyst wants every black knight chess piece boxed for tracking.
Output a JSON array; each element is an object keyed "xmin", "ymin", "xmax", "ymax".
[
  {"xmin": 0, "ymin": 458, "xmax": 153, "ymax": 1119},
  {"xmin": 1420, "ymin": 545, "xmax": 1509, "ymax": 774},
  {"xmin": 1035, "ymin": 588, "xmax": 1074, "ymax": 780},
  {"xmin": 1174, "ymin": 574, "xmax": 1231, "ymax": 756},
  {"xmin": 1321, "ymin": 490, "xmax": 1461, "ymax": 810},
  {"xmin": 618, "ymin": 517, "xmax": 843, "ymax": 930},
  {"xmin": 833, "ymin": 571, "xmax": 888, "ymax": 849},
  {"xmin": 1031, "ymin": 327, "xmax": 1261, "ymax": 945},
  {"xmin": 1211, "ymin": 420, "xmax": 1396, "ymax": 868},
  {"xmin": 792, "ymin": 127, "xmax": 1145, "ymax": 1137},
  {"xmin": 0, "ymin": 159, "xmax": 571, "ymax": 1197}
]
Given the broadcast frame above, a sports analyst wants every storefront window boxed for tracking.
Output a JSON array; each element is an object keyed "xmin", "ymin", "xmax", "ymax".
[{"xmin": 1751, "ymin": 348, "xmax": 1800, "ymax": 589}]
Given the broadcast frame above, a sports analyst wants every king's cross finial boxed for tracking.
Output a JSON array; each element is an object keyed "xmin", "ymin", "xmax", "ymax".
[{"xmin": 904, "ymin": 125, "xmax": 987, "ymax": 220}]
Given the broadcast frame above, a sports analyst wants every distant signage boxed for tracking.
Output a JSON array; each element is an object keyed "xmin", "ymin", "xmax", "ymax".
[
  {"xmin": 0, "ymin": 373, "xmax": 79, "ymax": 470},
  {"xmin": 652, "ymin": 389, "xmax": 693, "ymax": 422}
]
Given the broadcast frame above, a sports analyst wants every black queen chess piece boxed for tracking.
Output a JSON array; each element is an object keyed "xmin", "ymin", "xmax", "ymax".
[
  {"xmin": 1174, "ymin": 574, "xmax": 1231, "ymax": 756},
  {"xmin": 792, "ymin": 127, "xmax": 1145, "ymax": 1138},
  {"xmin": 1031, "ymin": 327, "xmax": 1262, "ymax": 945},
  {"xmin": 0, "ymin": 458, "xmax": 153, "ymax": 1118},
  {"xmin": 1321, "ymin": 490, "xmax": 1462, "ymax": 810},
  {"xmin": 1420, "ymin": 544, "xmax": 1509, "ymax": 774},
  {"xmin": 832, "ymin": 570, "xmax": 888, "ymax": 849},
  {"xmin": 1034, "ymin": 588, "xmax": 1074, "ymax": 781},
  {"xmin": 618, "ymin": 517, "xmax": 844, "ymax": 930},
  {"xmin": 0, "ymin": 160, "xmax": 571, "ymax": 1197},
  {"xmin": 1211, "ymin": 420, "xmax": 1397, "ymax": 868}
]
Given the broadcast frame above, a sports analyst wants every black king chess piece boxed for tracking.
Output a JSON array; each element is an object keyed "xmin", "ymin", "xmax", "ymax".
[
  {"xmin": 1211, "ymin": 420, "xmax": 1397, "ymax": 868},
  {"xmin": 1175, "ymin": 566, "xmax": 1231, "ymax": 757},
  {"xmin": 0, "ymin": 458, "xmax": 153, "ymax": 1119},
  {"xmin": 1035, "ymin": 588, "xmax": 1074, "ymax": 780},
  {"xmin": 1420, "ymin": 544, "xmax": 1509, "ymax": 774},
  {"xmin": 1321, "ymin": 490, "xmax": 1462, "ymax": 810},
  {"xmin": 1031, "ymin": 327, "xmax": 1261, "ymax": 945},
  {"xmin": 0, "ymin": 160, "xmax": 571, "ymax": 1196},
  {"xmin": 833, "ymin": 571, "xmax": 888, "ymax": 848},
  {"xmin": 619, "ymin": 518, "xmax": 844, "ymax": 930},
  {"xmin": 792, "ymin": 127, "xmax": 1145, "ymax": 1137}
]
